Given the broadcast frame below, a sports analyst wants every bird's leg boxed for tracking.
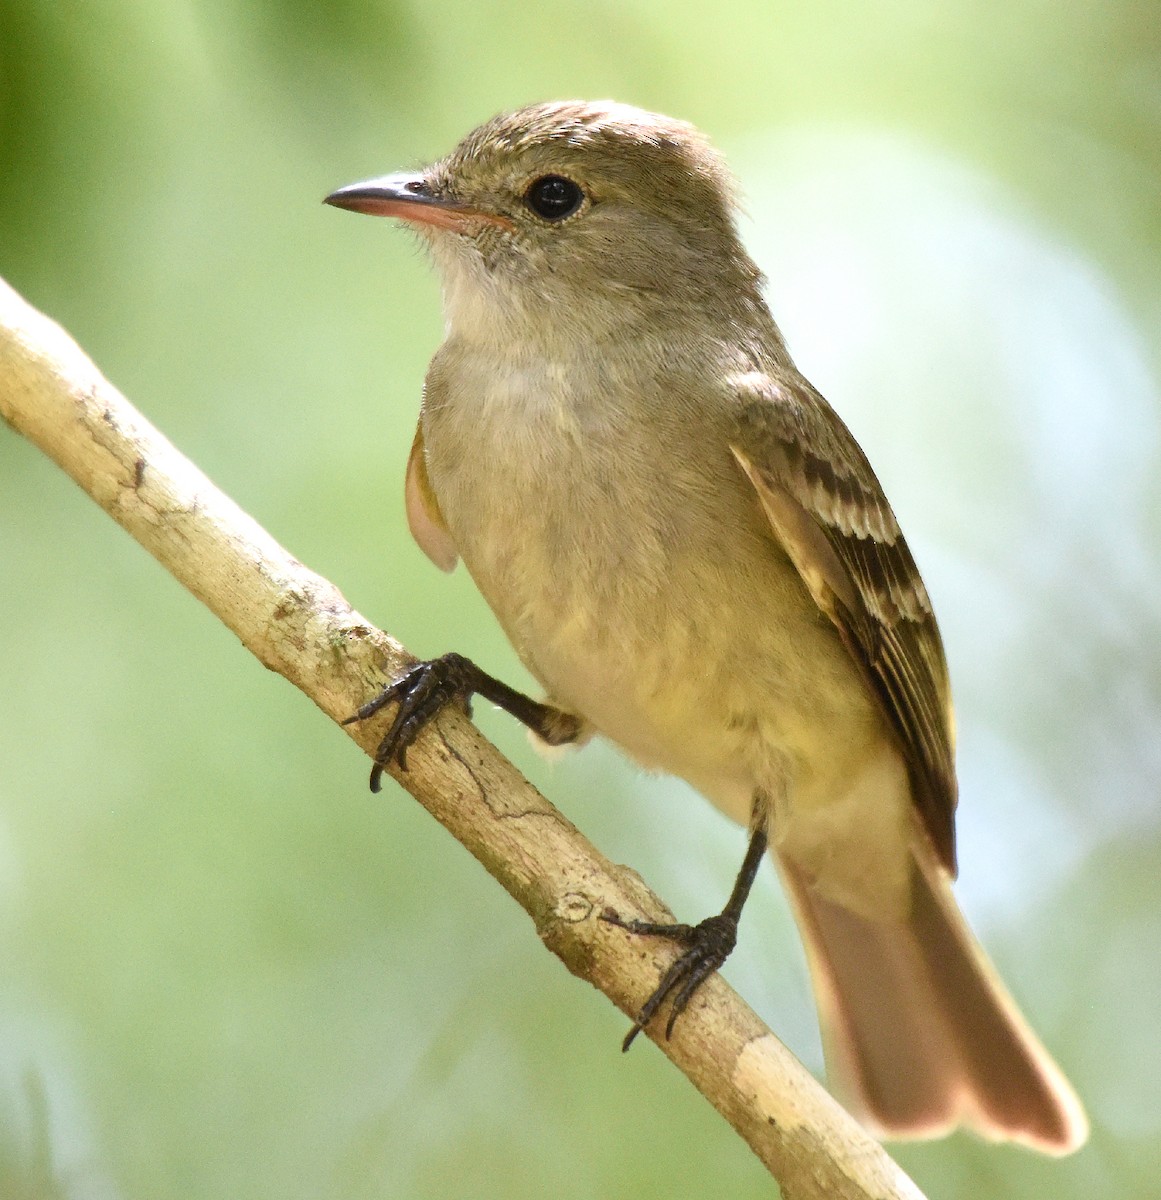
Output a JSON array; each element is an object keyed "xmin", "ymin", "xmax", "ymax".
[
  {"xmin": 604, "ymin": 825, "xmax": 768, "ymax": 1051},
  {"xmin": 343, "ymin": 651, "xmax": 584, "ymax": 791}
]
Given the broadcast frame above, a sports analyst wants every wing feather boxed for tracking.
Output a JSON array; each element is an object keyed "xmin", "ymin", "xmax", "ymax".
[
  {"xmin": 732, "ymin": 375, "xmax": 958, "ymax": 872},
  {"xmin": 405, "ymin": 422, "xmax": 459, "ymax": 572}
]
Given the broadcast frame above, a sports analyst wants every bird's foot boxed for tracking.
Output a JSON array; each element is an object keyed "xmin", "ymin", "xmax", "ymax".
[
  {"xmin": 342, "ymin": 652, "xmax": 477, "ymax": 790},
  {"xmin": 602, "ymin": 909, "xmax": 739, "ymax": 1051}
]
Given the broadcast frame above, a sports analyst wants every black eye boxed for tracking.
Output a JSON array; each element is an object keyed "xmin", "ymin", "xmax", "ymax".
[{"xmin": 525, "ymin": 175, "xmax": 584, "ymax": 221}]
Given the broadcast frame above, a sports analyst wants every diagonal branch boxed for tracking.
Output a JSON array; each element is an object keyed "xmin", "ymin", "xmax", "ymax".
[{"xmin": 0, "ymin": 276, "xmax": 927, "ymax": 1200}]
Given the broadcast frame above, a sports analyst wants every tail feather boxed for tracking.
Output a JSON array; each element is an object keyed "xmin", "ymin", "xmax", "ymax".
[{"xmin": 779, "ymin": 852, "xmax": 1089, "ymax": 1154}]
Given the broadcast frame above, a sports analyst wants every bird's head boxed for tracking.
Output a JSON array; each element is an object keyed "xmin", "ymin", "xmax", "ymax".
[{"xmin": 326, "ymin": 101, "xmax": 766, "ymax": 345}]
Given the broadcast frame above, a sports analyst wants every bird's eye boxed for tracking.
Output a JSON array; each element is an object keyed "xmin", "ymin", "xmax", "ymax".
[{"xmin": 525, "ymin": 175, "xmax": 584, "ymax": 221}]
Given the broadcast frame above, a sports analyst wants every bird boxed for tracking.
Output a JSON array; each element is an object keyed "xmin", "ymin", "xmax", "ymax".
[{"xmin": 324, "ymin": 100, "xmax": 1088, "ymax": 1155}]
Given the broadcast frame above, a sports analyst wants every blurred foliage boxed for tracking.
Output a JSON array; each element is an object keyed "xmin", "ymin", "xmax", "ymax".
[{"xmin": 1, "ymin": 1, "xmax": 1159, "ymax": 1197}]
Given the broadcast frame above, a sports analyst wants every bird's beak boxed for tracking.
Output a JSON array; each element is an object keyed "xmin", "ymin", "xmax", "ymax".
[{"xmin": 324, "ymin": 173, "xmax": 512, "ymax": 233}]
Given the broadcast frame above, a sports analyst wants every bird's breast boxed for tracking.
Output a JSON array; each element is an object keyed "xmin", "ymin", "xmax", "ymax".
[{"xmin": 419, "ymin": 342, "xmax": 874, "ymax": 824}]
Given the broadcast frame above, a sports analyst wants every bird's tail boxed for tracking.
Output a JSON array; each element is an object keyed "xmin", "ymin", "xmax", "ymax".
[{"xmin": 777, "ymin": 850, "xmax": 1089, "ymax": 1154}]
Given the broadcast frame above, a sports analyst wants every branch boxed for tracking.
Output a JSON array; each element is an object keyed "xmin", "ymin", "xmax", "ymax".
[{"xmin": 0, "ymin": 276, "xmax": 927, "ymax": 1200}]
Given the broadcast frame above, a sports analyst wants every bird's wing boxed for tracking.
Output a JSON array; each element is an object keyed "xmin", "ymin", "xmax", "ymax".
[
  {"xmin": 730, "ymin": 373, "xmax": 957, "ymax": 872},
  {"xmin": 405, "ymin": 421, "xmax": 459, "ymax": 572}
]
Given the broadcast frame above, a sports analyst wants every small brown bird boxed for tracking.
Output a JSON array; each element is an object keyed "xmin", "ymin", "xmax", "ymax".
[{"xmin": 326, "ymin": 100, "xmax": 1088, "ymax": 1154}]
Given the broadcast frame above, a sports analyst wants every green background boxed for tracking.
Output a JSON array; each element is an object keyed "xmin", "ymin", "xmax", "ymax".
[{"xmin": 2, "ymin": 2, "xmax": 1159, "ymax": 1196}]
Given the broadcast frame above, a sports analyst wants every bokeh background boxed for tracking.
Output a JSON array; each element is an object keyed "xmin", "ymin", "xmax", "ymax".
[{"xmin": 2, "ymin": 2, "xmax": 1159, "ymax": 1197}]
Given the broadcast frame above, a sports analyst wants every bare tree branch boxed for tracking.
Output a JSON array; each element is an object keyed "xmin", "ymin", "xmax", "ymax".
[{"xmin": 0, "ymin": 276, "xmax": 927, "ymax": 1200}]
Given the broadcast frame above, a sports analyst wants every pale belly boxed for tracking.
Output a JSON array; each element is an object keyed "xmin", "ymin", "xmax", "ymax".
[
  {"xmin": 455, "ymin": 506, "xmax": 912, "ymax": 919},
  {"xmin": 420, "ymin": 358, "xmax": 913, "ymax": 916},
  {"xmin": 452, "ymin": 471, "xmax": 878, "ymax": 829}
]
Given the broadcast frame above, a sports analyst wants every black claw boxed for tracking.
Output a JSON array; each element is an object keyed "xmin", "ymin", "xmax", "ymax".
[
  {"xmin": 345, "ymin": 653, "xmax": 477, "ymax": 785},
  {"xmin": 347, "ymin": 653, "xmax": 582, "ymax": 791},
  {"xmin": 602, "ymin": 829, "xmax": 767, "ymax": 1049},
  {"xmin": 665, "ymin": 939, "xmax": 730, "ymax": 1036},
  {"xmin": 603, "ymin": 909, "xmax": 739, "ymax": 1049}
]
